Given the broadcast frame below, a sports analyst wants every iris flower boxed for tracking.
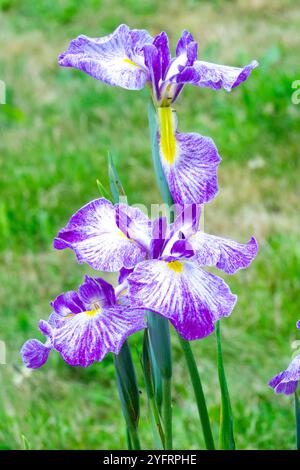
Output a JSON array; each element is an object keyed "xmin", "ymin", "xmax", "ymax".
[
  {"xmin": 269, "ymin": 321, "xmax": 300, "ymax": 395},
  {"xmin": 21, "ymin": 275, "xmax": 145, "ymax": 368},
  {"xmin": 54, "ymin": 198, "xmax": 258, "ymax": 340},
  {"xmin": 58, "ymin": 24, "xmax": 258, "ymax": 205}
]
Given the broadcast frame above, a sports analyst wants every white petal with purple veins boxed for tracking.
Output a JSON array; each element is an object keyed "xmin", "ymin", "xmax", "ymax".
[
  {"xmin": 128, "ymin": 259, "xmax": 237, "ymax": 340},
  {"xmin": 58, "ymin": 24, "xmax": 152, "ymax": 90}
]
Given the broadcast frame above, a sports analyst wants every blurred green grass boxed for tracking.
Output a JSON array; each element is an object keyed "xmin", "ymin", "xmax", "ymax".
[{"xmin": 0, "ymin": 0, "xmax": 299, "ymax": 450}]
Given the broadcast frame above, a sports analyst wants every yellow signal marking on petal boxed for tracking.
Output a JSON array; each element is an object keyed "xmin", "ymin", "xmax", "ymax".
[
  {"xmin": 167, "ymin": 260, "xmax": 184, "ymax": 273},
  {"xmin": 118, "ymin": 230, "xmax": 128, "ymax": 239},
  {"xmin": 119, "ymin": 288, "xmax": 128, "ymax": 297},
  {"xmin": 158, "ymin": 107, "xmax": 177, "ymax": 165},
  {"xmin": 123, "ymin": 57, "xmax": 142, "ymax": 69},
  {"xmin": 84, "ymin": 308, "xmax": 100, "ymax": 317},
  {"xmin": 65, "ymin": 313, "xmax": 75, "ymax": 319}
]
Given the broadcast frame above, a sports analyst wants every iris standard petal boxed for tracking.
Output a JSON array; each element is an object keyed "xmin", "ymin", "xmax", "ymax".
[
  {"xmin": 158, "ymin": 107, "xmax": 221, "ymax": 204},
  {"xmin": 190, "ymin": 232, "xmax": 258, "ymax": 274},
  {"xmin": 58, "ymin": 24, "xmax": 152, "ymax": 90},
  {"xmin": 189, "ymin": 59, "xmax": 258, "ymax": 92},
  {"xmin": 78, "ymin": 275, "xmax": 116, "ymax": 308},
  {"xmin": 128, "ymin": 259, "xmax": 237, "ymax": 341},
  {"xmin": 269, "ymin": 354, "xmax": 300, "ymax": 395},
  {"xmin": 20, "ymin": 339, "xmax": 51, "ymax": 369},
  {"xmin": 52, "ymin": 306, "xmax": 146, "ymax": 367},
  {"xmin": 54, "ymin": 198, "xmax": 148, "ymax": 272}
]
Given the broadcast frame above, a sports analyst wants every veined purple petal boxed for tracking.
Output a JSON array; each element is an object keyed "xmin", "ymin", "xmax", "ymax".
[
  {"xmin": 116, "ymin": 203, "xmax": 152, "ymax": 252},
  {"xmin": 58, "ymin": 24, "xmax": 152, "ymax": 90},
  {"xmin": 175, "ymin": 30, "xmax": 197, "ymax": 62},
  {"xmin": 190, "ymin": 232, "xmax": 258, "ymax": 274},
  {"xmin": 190, "ymin": 59, "xmax": 258, "ymax": 92},
  {"xmin": 153, "ymin": 32, "xmax": 171, "ymax": 78},
  {"xmin": 54, "ymin": 198, "xmax": 148, "ymax": 272},
  {"xmin": 143, "ymin": 44, "xmax": 162, "ymax": 101},
  {"xmin": 128, "ymin": 259, "xmax": 237, "ymax": 341},
  {"xmin": 158, "ymin": 108, "xmax": 221, "ymax": 204},
  {"xmin": 78, "ymin": 275, "xmax": 116, "ymax": 308},
  {"xmin": 118, "ymin": 267, "xmax": 134, "ymax": 285},
  {"xmin": 20, "ymin": 339, "xmax": 51, "ymax": 369},
  {"xmin": 52, "ymin": 305, "xmax": 145, "ymax": 367},
  {"xmin": 51, "ymin": 290, "xmax": 85, "ymax": 316},
  {"xmin": 269, "ymin": 354, "xmax": 300, "ymax": 395}
]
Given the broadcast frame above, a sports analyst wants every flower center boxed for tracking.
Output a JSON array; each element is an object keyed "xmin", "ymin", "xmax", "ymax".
[
  {"xmin": 84, "ymin": 307, "xmax": 101, "ymax": 317},
  {"xmin": 167, "ymin": 260, "xmax": 184, "ymax": 273},
  {"xmin": 158, "ymin": 107, "xmax": 177, "ymax": 165}
]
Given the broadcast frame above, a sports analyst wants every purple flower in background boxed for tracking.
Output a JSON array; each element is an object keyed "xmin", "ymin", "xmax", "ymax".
[
  {"xmin": 54, "ymin": 199, "xmax": 258, "ymax": 341},
  {"xmin": 269, "ymin": 321, "xmax": 300, "ymax": 395},
  {"xmin": 21, "ymin": 275, "xmax": 145, "ymax": 368},
  {"xmin": 58, "ymin": 24, "xmax": 258, "ymax": 104},
  {"xmin": 58, "ymin": 25, "xmax": 258, "ymax": 205}
]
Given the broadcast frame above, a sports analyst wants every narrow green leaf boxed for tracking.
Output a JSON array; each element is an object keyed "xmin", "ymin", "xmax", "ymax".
[
  {"xmin": 114, "ymin": 341, "xmax": 141, "ymax": 449},
  {"xmin": 96, "ymin": 179, "xmax": 111, "ymax": 200},
  {"xmin": 216, "ymin": 321, "xmax": 235, "ymax": 450},
  {"xmin": 21, "ymin": 434, "xmax": 30, "ymax": 450},
  {"xmin": 108, "ymin": 152, "xmax": 125, "ymax": 204},
  {"xmin": 142, "ymin": 331, "xmax": 165, "ymax": 449},
  {"xmin": 147, "ymin": 311, "xmax": 172, "ymax": 380},
  {"xmin": 178, "ymin": 335, "xmax": 215, "ymax": 449}
]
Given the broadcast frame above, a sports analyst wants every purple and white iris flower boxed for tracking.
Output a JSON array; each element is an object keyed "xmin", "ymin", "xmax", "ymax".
[
  {"xmin": 58, "ymin": 24, "xmax": 258, "ymax": 205},
  {"xmin": 21, "ymin": 275, "xmax": 146, "ymax": 368},
  {"xmin": 58, "ymin": 24, "xmax": 257, "ymax": 103},
  {"xmin": 269, "ymin": 321, "xmax": 300, "ymax": 395},
  {"xmin": 54, "ymin": 198, "xmax": 258, "ymax": 341}
]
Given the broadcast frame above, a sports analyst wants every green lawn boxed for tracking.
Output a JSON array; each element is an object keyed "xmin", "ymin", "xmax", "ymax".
[{"xmin": 0, "ymin": 0, "xmax": 299, "ymax": 450}]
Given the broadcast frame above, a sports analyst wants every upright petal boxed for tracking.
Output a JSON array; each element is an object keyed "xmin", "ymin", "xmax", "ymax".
[
  {"xmin": 116, "ymin": 203, "xmax": 152, "ymax": 251},
  {"xmin": 20, "ymin": 339, "xmax": 51, "ymax": 369},
  {"xmin": 54, "ymin": 198, "xmax": 147, "ymax": 272},
  {"xmin": 158, "ymin": 107, "xmax": 221, "ymax": 204},
  {"xmin": 143, "ymin": 44, "xmax": 162, "ymax": 101},
  {"xmin": 190, "ymin": 232, "xmax": 258, "ymax": 274},
  {"xmin": 52, "ymin": 305, "xmax": 145, "ymax": 367},
  {"xmin": 153, "ymin": 32, "xmax": 171, "ymax": 78},
  {"xmin": 128, "ymin": 259, "xmax": 237, "ymax": 341},
  {"xmin": 188, "ymin": 59, "xmax": 258, "ymax": 92},
  {"xmin": 78, "ymin": 275, "xmax": 116, "ymax": 308},
  {"xmin": 58, "ymin": 24, "xmax": 152, "ymax": 90},
  {"xmin": 269, "ymin": 354, "xmax": 300, "ymax": 395}
]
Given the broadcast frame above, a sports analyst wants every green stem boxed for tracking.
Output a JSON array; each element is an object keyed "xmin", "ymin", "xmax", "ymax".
[
  {"xmin": 162, "ymin": 377, "xmax": 173, "ymax": 449},
  {"xmin": 178, "ymin": 335, "xmax": 215, "ymax": 449},
  {"xmin": 216, "ymin": 321, "xmax": 235, "ymax": 450},
  {"xmin": 295, "ymin": 391, "xmax": 300, "ymax": 450}
]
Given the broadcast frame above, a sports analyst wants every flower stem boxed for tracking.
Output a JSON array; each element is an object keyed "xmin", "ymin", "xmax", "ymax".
[
  {"xmin": 178, "ymin": 335, "xmax": 215, "ymax": 449},
  {"xmin": 295, "ymin": 391, "xmax": 300, "ymax": 450},
  {"xmin": 162, "ymin": 377, "xmax": 173, "ymax": 449},
  {"xmin": 216, "ymin": 321, "xmax": 235, "ymax": 450}
]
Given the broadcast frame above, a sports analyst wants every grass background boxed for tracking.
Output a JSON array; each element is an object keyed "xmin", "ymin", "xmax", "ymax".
[{"xmin": 0, "ymin": 0, "xmax": 299, "ymax": 450}]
